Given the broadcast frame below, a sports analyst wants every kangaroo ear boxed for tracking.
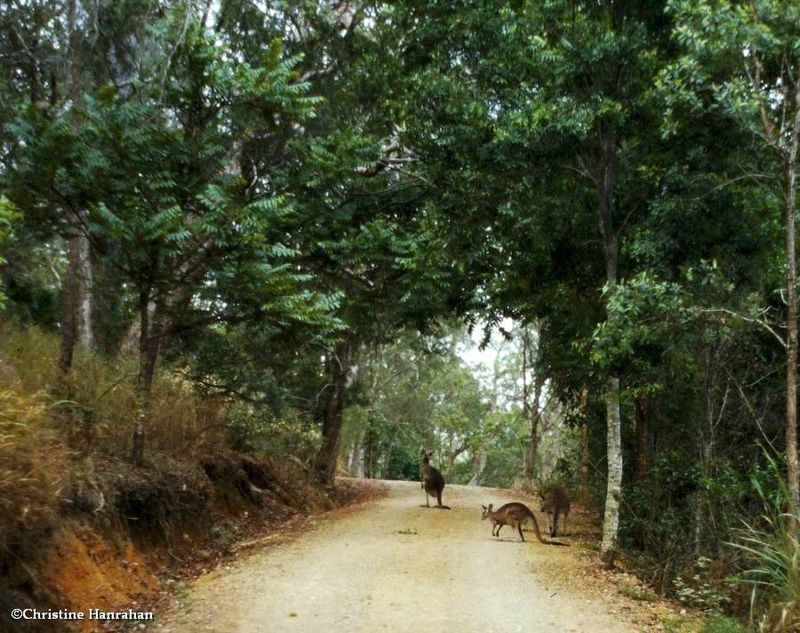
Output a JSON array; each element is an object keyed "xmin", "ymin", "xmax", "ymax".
[
  {"xmin": 488, "ymin": 504, "xmax": 493, "ymax": 511},
  {"xmin": 481, "ymin": 505, "xmax": 486, "ymax": 510}
]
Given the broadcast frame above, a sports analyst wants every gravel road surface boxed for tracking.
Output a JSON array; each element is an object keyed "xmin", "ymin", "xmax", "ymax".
[{"xmin": 156, "ymin": 480, "xmax": 639, "ymax": 633}]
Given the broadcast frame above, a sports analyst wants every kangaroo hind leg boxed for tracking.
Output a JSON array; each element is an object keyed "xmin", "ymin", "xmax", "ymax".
[{"xmin": 420, "ymin": 491, "xmax": 430, "ymax": 508}]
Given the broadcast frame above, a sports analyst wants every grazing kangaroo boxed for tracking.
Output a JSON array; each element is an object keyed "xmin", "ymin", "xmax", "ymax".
[
  {"xmin": 481, "ymin": 502, "xmax": 567, "ymax": 546},
  {"xmin": 539, "ymin": 487, "xmax": 571, "ymax": 537},
  {"xmin": 420, "ymin": 453, "xmax": 450, "ymax": 510}
]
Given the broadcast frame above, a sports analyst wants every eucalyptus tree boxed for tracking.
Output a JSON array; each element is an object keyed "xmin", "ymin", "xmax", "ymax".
[{"xmin": 667, "ymin": 0, "xmax": 800, "ymax": 521}]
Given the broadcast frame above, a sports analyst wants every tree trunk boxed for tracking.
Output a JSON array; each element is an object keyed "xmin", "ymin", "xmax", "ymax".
[
  {"xmin": 314, "ymin": 333, "xmax": 353, "ymax": 486},
  {"xmin": 446, "ymin": 442, "xmax": 468, "ymax": 476},
  {"xmin": 365, "ymin": 427, "xmax": 376, "ymax": 479},
  {"xmin": 521, "ymin": 324, "xmax": 544, "ymax": 485},
  {"xmin": 596, "ymin": 128, "xmax": 623, "ymax": 568},
  {"xmin": 122, "ymin": 300, "xmax": 156, "ymax": 351},
  {"xmin": 58, "ymin": 230, "xmax": 80, "ymax": 377},
  {"xmin": 785, "ymin": 142, "xmax": 799, "ymax": 520},
  {"xmin": 634, "ymin": 397, "xmax": 651, "ymax": 481},
  {"xmin": 77, "ymin": 226, "xmax": 94, "ymax": 350},
  {"xmin": 58, "ymin": 0, "xmax": 95, "ymax": 376},
  {"xmin": 58, "ymin": 209, "xmax": 93, "ymax": 376},
  {"xmin": 131, "ymin": 291, "xmax": 166, "ymax": 466},
  {"xmin": 523, "ymin": 410, "xmax": 541, "ymax": 484},
  {"xmin": 382, "ymin": 439, "xmax": 396, "ymax": 479},
  {"xmin": 580, "ymin": 420, "xmax": 590, "ymax": 496},
  {"xmin": 579, "ymin": 385, "xmax": 590, "ymax": 499},
  {"xmin": 602, "ymin": 374, "xmax": 623, "ymax": 566},
  {"xmin": 349, "ymin": 431, "xmax": 365, "ymax": 477},
  {"xmin": 468, "ymin": 451, "xmax": 487, "ymax": 486}
]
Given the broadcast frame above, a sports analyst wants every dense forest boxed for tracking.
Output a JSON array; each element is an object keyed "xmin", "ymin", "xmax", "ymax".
[{"xmin": 1, "ymin": 0, "xmax": 799, "ymax": 631}]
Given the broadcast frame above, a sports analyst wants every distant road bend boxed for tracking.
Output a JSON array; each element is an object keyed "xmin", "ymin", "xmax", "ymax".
[{"xmin": 156, "ymin": 481, "xmax": 637, "ymax": 633}]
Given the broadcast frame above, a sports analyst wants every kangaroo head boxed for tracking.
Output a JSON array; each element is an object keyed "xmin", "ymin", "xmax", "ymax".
[
  {"xmin": 538, "ymin": 491, "xmax": 547, "ymax": 511},
  {"xmin": 480, "ymin": 504, "xmax": 493, "ymax": 520}
]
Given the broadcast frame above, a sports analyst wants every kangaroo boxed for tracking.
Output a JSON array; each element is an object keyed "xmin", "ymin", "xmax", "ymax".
[
  {"xmin": 481, "ymin": 502, "xmax": 567, "ymax": 546},
  {"xmin": 420, "ymin": 453, "xmax": 450, "ymax": 510},
  {"xmin": 539, "ymin": 487, "xmax": 571, "ymax": 537}
]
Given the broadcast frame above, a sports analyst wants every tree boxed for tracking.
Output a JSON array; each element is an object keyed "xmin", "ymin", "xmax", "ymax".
[
  {"xmin": 251, "ymin": 2, "xmax": 463, "ymax": 486},
  {"xmin": 6, "ymin": 5, "xmax": 338, "ymax": 464},
  {"xmin": 668, "ymin": 0, "xmax": 800, "ymax": 520},
  {"xmin": 388, "ymin": 0, "xmax": 677, "ymax": 566},
  {"xmin": 0, "ymin": 0, "xmax": 168, "ymax": 374},
  {"xmin": 339, "ymin": 328, "xmax": 488, "ymax": 482}
]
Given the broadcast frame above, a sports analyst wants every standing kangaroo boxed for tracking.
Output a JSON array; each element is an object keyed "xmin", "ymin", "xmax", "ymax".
[
  {"xmin": 420, "ymin": 453, "xmax": 450, "ymax": 509},
  {"xmin": 539, "ymin": 487, "xmax": 571, "ymax": 537},
  {"xmin": 481, "ymin": 502, "xmax": 567, "ymax": 546}
]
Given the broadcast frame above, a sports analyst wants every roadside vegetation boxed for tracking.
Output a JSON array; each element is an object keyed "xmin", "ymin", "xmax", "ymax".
[{"xmin": 1, "ymin": 1, "xmax": 799, "ymax": 630}]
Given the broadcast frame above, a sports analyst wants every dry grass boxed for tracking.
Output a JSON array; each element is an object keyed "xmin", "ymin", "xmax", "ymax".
[
  {"xmin": 0, "ymin": 388, "xmax": 68, "ymax": 570},
  {"xmin": 0, "ymin": 319, "xmax": 231, "ymax": 573},
  {"xmin": 0, "ymin": 320, "xmax": 228, "ymax": 459},
  {"xmin": 0, "ymin": 319, "xmax": 378, "ymax": 631}
]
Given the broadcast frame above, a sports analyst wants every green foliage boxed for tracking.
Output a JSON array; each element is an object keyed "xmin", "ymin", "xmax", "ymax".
[
  {"xmin": 674, "ymin": 556, "xmax": 733, "ymax": 613},
  {"xmin": 591, "ymin": 272, "xmax": 688, "ymax": 378},
  {"xmin": 383, "ymin": 448, "xmax": 420, "ymax": 481},
  {"xmin": 225, "ymin": 405, "xmax": 319, "ymax": 459},
  {"xmin": 730, "ymin": 458, "xmax": 800, "ymax": 632},
  {"xmin": 1, "ymin": 1, "xmax": 799, "ymax": 624},
  {"xmin": 623, "ymin": 450, "xmax": 701, "ymax": 586},
  {"xmin": 663, "ymin": 613, "xmax": 749, "ymax": 633},
  {"xmin": 339, "ymin": 329, "xmax": 490, "ymax": 481},
  {"xmin": 474, "ymin": 410, "xmax": 528, "ymax": 487},
  {"xmin": 0, "ymin": 198, "xmax": 20, "ymax": 310},
  {"xmin": 700, "ymin": 614, "xmax": 749, "ymax": 633}
]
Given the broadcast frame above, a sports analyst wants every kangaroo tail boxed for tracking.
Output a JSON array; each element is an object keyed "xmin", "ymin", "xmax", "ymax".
[{"xmin": 528, "ymin": 509, "xmax": 568, "ymax": 546}]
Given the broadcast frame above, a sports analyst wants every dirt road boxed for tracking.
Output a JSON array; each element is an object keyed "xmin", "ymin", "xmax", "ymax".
[{"xmin": 155, "ymin": 481, "xmax": 640, "ymax": 632}]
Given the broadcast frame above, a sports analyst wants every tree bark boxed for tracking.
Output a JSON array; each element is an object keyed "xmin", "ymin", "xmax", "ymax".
[
  {"xmin": 580, "ymin": 419, "xmax": 590, "ymax": 495},
  {"xmin": 131, "ymin": 290, "xmax": 166, "ymax": 466},
  {"xmin": 602, "ymin": 374, "xmax": 622, "ymax": 566},
  {"xmin": 382, "ymin": 439, "xmax": 396, "ymax": 479},
  {"xmin": 77, "ymin": 225, "xmax": 94, "ymax": 350},
  {"xmin": 784, "ymin": 136, "xmax": 799, "ymax": 520},
  {"xmin": 521, "ymin": 324, "xmax": 545, "ymax": 485},
  {"xmin": 523, "ymin": 410, "xmax": 541, "ymax": 484},
  {"xmin": 348, "ymin": 431, "xmax": 365, "ymax": 477},
  {"xmin": 58, "ymin": 229, "xmax": 80, "ymax": 377},
  {"xmin": 596, "ymin": 128, "xmax": 623, "ymax": 568},
  {"xmin": 468, "ymin": 451, "xmax": 487, "ymax": 486},
  {"xmin": 446, "ymin": 442, "xmax": 468, "ymax": 476},
  {"xmin": 753, "ymin": 58, "xmax": 800, "ymax": 521},
  {"xmin": 634, "ymin": 397, "xmax": 651, "ymax": 481},
  {"xmin": 579, "ymin": 384, "xmax": 590, "ymax": 499},
  {"xmin": 58, "ymin": 3, "xmax": 93, "ymax": 375},
  {"xmin": 58, "ymin": 209, "xmax": 93, "ymax": 376},
  {"xmin": 314, "ymin": 333, "xmax": 353, "ymax": 486},
  {"xmin": 364, "ymin": 425, "xmax": 376, "ymax": 479}
]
